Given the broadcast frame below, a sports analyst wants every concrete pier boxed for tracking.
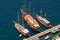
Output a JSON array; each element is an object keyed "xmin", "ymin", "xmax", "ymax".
[{"xmin": 23, "ymin": 24, "xmax": 60, "ymax": 40}]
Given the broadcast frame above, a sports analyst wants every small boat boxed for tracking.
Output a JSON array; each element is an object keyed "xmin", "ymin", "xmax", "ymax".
[
  {"xmin": 45, "ymin": 35, "xmax": 50, "ymax": 40},
  {"xmin": 51, "ymin": 28, "xmax": 59, "ymax": 33},
  {"xmin": 20, "ymin": 9, "xmax": 40, "ymax": 31},
  {"xmin": 19, "ymin": 34, "xmax": 22, "ymax": 37},
  {"xmin": 14, "ymin": 11, "xmax": 30, "ymax": 36},
  {"xmin": 36, "ymin": 14, "xmax": 52, "ymax": 27}
]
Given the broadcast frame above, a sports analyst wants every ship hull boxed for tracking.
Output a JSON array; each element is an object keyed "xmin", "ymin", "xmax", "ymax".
[
  {"xmin": 24, "ymin": 15, "xmax": 40, "ymax": 31},
  {"xmin": 36, "ymin": 15, "xmax": 51, "ymax": 27},
  {"xmin": 20, "ymin": 9, "xmax": 40, "ymax": 31},
  {"xmin": 14, "ymin": 23, "xmax": 29, "ymax": 36}
]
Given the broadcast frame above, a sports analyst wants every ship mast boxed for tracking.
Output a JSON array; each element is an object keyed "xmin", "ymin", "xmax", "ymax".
[
  {"xmin": 22, "ymin": 14, "xmax": 24, "ymax": 26},
  {"xmin": 24, "ymin": 0, "xmax": 26, "ymax": 7},
  {"xmin": 21, "ymin": 0, "xmax": 26, "ymax": 26},
  {"xmin": 13, "ymin": 10, "xmax": 20, "ymax": 25},
  {"xmin": 28, "ymin": 2, "xmax": 31, "ymax": 12},
  {"xmin": 44, "ymin": 12, "xmax": 47, "ymax": 18},
  {"xmin": 22, "ymin": 0, "xmax": 26, "ymax": 10},
  {"xmin": 17, "ymin": 10, "xmax": 20, "ymax": 23},
  {"xmin": 40, "ymin": 9, "xmax": 43, "ymax": 16},
  {"xmin": 32, "ymin": 9, "xmax": 35, "ymax": 17}
]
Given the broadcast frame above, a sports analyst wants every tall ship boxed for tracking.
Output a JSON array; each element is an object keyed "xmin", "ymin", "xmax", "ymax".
[
  {"xmin": 14, "ymin": 11, "xmax": 30, "ymax": 36},
  {"xmin": 36, "ymin": 9, "xmax": 52, "ymax": 27},
  {"xmin": 14, "ymin": 22, "xmax": 30, "ymax": 36},
  {"xmin": 20, "ymin": 9, "xmax": 40, "ymax": 31}
]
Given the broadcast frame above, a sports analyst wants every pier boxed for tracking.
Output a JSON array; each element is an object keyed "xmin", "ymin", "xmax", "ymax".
[{"xmin": 23, "ymin": 24, "xmax": 60, "ymax": 40}]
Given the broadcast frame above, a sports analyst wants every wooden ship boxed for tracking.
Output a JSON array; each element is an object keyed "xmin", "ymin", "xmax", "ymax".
[{"xmin": 20, "ymin": 9, "xmax": 40, "ymax": 31}]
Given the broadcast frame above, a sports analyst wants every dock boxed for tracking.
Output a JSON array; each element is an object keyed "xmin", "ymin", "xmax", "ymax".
[{"xmin": 23, "ymin": 24, "xmax": 60, "ymax": 40}]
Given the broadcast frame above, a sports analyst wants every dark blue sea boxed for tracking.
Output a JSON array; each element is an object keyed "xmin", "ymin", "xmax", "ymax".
[{"xmin": 0, "ymin": 0, "xmax": 60, "ymax": 40}]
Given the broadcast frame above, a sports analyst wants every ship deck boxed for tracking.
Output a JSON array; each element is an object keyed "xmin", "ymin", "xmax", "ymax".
[{"xmin": 23, "ymin": 24, "xmax": 60, "ymax": 40}]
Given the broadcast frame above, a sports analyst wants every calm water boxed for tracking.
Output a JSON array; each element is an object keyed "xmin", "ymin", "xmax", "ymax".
[{"xmin": 0, "ymin": 0, "xmax": 60, "ymax": 40}]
